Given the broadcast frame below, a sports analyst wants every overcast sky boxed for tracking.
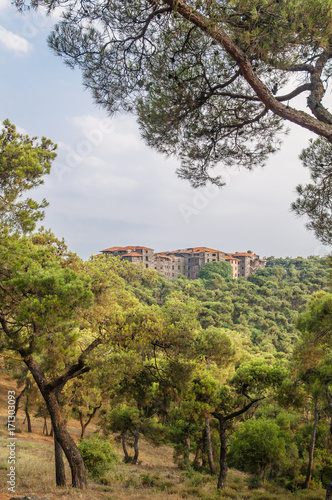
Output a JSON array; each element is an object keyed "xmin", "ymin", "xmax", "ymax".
[{"xmin": 0, "ymin": 2, "xmax": 331, "ymax": 260}]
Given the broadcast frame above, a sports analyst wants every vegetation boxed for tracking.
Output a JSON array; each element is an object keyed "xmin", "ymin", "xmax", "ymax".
[{"xmin": 0, "ymin": 119, "xmax": 331, "ymax": 499}]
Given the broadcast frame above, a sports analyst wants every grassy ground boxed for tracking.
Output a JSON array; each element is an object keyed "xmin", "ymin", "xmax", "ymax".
[{"xmin": 0, "ymin": 375, "xmax": 327, "ymax": 500}]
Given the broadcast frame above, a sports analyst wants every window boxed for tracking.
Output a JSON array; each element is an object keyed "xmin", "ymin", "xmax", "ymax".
[
  {"xmin": 146, "ymin": 264, "xmax": 149, "ymax": 268},
  {"xmin": 212, "ymin": 253, "xmax": 216, "ymax": 256},
  {"xmin": 146, "ymin": 256, "xmax": 149, "ymax": 261},
  {"xmin": 178, "ymin": 265, "xmax": 180, "ymax": 270}
]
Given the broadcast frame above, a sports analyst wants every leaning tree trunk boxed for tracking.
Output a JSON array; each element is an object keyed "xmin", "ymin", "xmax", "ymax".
[
  {"xmin": 304, "ymin": 399, "xmax": 319, "ymax": 489},
  {"xmin": 23, "ymin": 355, "xmax": 87, "ymax": 489},
  {"xmin": 24, "ymin": 395, "xmax": 32, "ymax": 433},
  {"xmin": 217, "ymin": 417, "xmax": 228, "ymax": 489},
  {"xmin": 205, "ymin": 416, "xmax": 216, "ymax": 475},
  {"xmin": 14, "ymin": 386, "xmax": 26, "ymax": 418}
]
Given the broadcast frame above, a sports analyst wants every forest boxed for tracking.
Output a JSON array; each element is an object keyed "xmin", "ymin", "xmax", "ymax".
[
  {"xmin": 0, "ymin": 118, "xmax": 331, "ymax": 499},
  {"xmin": 1, "ymin": 228, "xmax": 332, "ymax": 498}
]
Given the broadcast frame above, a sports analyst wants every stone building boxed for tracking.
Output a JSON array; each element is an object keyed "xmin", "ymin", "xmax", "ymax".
[
  {"xmin": 224, "ymin": 255, "xmax": 240, "ymax": 279},
  {"xmin": 154, "ymin": 253, "xmax": 186, "ymax": 280},
  {"xmin": 100, "ymin": 245, "xmax": 155, "ymax": 270},
  {"xmin": 164, "ymin": 247, "xmax": 226, "ymax": 279},
  {"xmin": 100, "ymin": 246, "xmax": 266, "ymax": 280},
  {"xmin": 231, "ymin": 251, "xmax": 267, "ymax": 278}
]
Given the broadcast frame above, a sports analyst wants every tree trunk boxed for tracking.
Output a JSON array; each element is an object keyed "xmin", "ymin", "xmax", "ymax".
[
  {"xmin": 79, "ymin": 412, "xmax": 86, "ymax": 439},
  {"xmin": 121, "ymin": 431, "xmax": 130, "ymax": 463},
  {"xmin": 24, "ymin": 395, "xmax": 32, "ymax": 433},
  {"xmin": 193, "ymin": 442, "xmax": 201, "ymax": 465},
  {"xmin": 54, "ymin": 385, "xmax": 66, "ymax": 487},
  {"xmin": 304, "ymin": 399, "xmax": 319, "ymax": 489},
  {"xmin": 184, "ymin": 436, "xmax": 190, "ymax": 461},
  {"xmin": 217, "ymin": 417, "xmax": 228, "ymax": 489},
  {"xmin": 43, "ymin": 416, "xmax": 49, "ymax": 436},
  {"xmin": 326, "ymin": 481, "xmax": 332, "ymax": 500},
  {"xmin": 14, "ymin": 386, "xmax": 26, "ymax": 418},
  {"xmin": 205, "ymin": 416, "xmax": 216, "ymax": 475},
  {"xmin": 54, "ymin": 434, "xmax": 66, "ymax": 487},
  {"xmin": 23, "ymin": 355, "xmax": 87, "ymax": 489},
  {"xmin": 132, "ymin": 428, "xmax": 140, "ymax": 465}
]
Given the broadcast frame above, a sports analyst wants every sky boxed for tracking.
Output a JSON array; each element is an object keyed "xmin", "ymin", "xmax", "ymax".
[{"xmin": 0, "ymin": 2, "xmax": 331, "ymax": 260}]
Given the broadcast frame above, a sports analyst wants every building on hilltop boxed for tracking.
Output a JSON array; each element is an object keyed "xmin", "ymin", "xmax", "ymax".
[
  {"xmin": 100, "ymin": 246, "xmax": 266, "ymax": 280},
  {"xmin": 100, "ymin": 246, "xmax": 155, "ymax": 270},
  {"xmin": 231, "ymin": 251, "xmax": 267, "ymax": 277},
  {"xmin": 163, "ymin": 247, "xmax": 226, "ymax": 279},
  {"xmin": 224, "ymin": 255, "xmax": 240, "ymax": 279},
  {"xmin": 154, "ymin": 253, "xmax": 187, "ymax": 280}
]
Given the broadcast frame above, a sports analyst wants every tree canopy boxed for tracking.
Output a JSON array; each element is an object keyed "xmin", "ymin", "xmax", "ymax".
[
  {"xmin": 292, "ymin": 138, "xmax": 332, "ymax": 245},
  {"xmin": 0, "ymin": 119, "xmax": 56, "ymax": 233},
  {"xmin": 17, "ymin": 0, "xmax": 332, "ymax": 188}
]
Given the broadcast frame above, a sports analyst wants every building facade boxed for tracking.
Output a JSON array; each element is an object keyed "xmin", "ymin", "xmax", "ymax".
[
  {"xmin": 100, "ymin": 246, "xmax": 155, "ymax": 270},
  {"xmin": 100, "ymin": 246, "xmax": 266, "ymax": 280},
  {"xmin": 231, "ymin": 251, "xmax": 267, "ymax": 278}
]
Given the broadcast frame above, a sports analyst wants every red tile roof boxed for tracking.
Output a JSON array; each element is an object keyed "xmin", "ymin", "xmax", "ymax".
[
  {"xmin": 124, "ymin": 246, "xmax": 153, "ymax": 250},
  {"xmin": 168, "ymin": 247, "xmax": 224, "ymax": 254},
  {"xmin": 100, "ymin": 246, "xmax": 124, "ymax": 252},
  {"xmin": 155, "ymin": 253, "xmax": 172, "ymax": 260},
  {"xmin": 232, "ymin": 252, "xmax": 258, "ymax": 257},
  {"xmin": 100, "ymin": 245, "xmax": 153, "ymax": 252}
]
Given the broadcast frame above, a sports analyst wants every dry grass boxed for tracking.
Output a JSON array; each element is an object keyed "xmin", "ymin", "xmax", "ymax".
[{"xmin": 0, "ymin": 374, "xmax": 327, "ymax": 500}]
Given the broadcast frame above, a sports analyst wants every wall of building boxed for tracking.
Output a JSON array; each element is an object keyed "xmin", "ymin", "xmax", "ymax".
[{"xmin": 100, "ymin": 246, "xmax": 266, "ymax": 280}]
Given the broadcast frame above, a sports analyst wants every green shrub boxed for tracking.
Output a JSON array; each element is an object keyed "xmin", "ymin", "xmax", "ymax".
[
  {"xmin": 77, "ymin": 434, "xmax": 118, "ymax": 479},
  {"xmin": 141, "ymin": 472, "xmax": 159, "ymax": 487}
]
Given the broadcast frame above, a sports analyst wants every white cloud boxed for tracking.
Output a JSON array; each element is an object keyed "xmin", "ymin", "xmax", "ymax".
[
  {"xmin": 0, "ymin": 0, "xmax": 10, "ymax": 11},
  {"xmin": 0, "ymin": 25, "xmax": 31, "ymax": 53}
]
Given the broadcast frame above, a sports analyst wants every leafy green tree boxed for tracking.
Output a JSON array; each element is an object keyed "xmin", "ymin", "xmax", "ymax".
[
  {"xmin": 228, "ymin": 418, "xmax": 286, "ymax": 479},
  {"xmin": 198, "ymin": 261, "xmax": 233, "ymax": 282},
  {"xmin": 0, "ymin": 119, "xmax": 56, "ymax": 233},
  {"xmin": 212, "ymin": 359, "xmax": 287, "ymax": 488},
  {"xmin": 77, "ymin": 434, "xmax": 118, "ymax": 479},
  {"xmin": 68, "ymin": 374, "xmax": 103, "ymax": 439},
  {"xmin": 293, "ymin": 291, "xmax": 332, "ymax": 497},
  {"xmin": 0, "ymin": 232, "xmax": 93, "ymax": 488}
]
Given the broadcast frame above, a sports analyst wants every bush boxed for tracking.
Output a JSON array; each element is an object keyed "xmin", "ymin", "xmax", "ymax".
[
  {"xmin": 228, "ymin": 418, "xmax": 286, "ymax": 478},
  {"xmin": 77, "ymin": 434, "xmax": 118, "ymax": 479}
]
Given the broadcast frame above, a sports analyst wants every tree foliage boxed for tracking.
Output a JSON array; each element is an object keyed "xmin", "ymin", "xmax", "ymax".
[
  {"xmin": 198, "ymin": 260, "xmax": 233, "ymax": 281},
  {"xmin": 0, "ymin": 119, "xmax": 56, "ymax": 233},
  {"xmin": 292, "ymin": 138, "xmax": 332, "ymax": 245},
  {"xmin": 17, "ymin": 0, "xmax": 332, "ymax": 188}
]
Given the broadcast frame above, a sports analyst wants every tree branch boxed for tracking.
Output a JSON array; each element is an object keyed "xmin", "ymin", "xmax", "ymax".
[
  {"xmin": 161, "ymin": 0, "xmax": 332, "ymax": 140},
  {"xmin": 46, "ymin": 337, "xmax": 102, "ymax": 392}
]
